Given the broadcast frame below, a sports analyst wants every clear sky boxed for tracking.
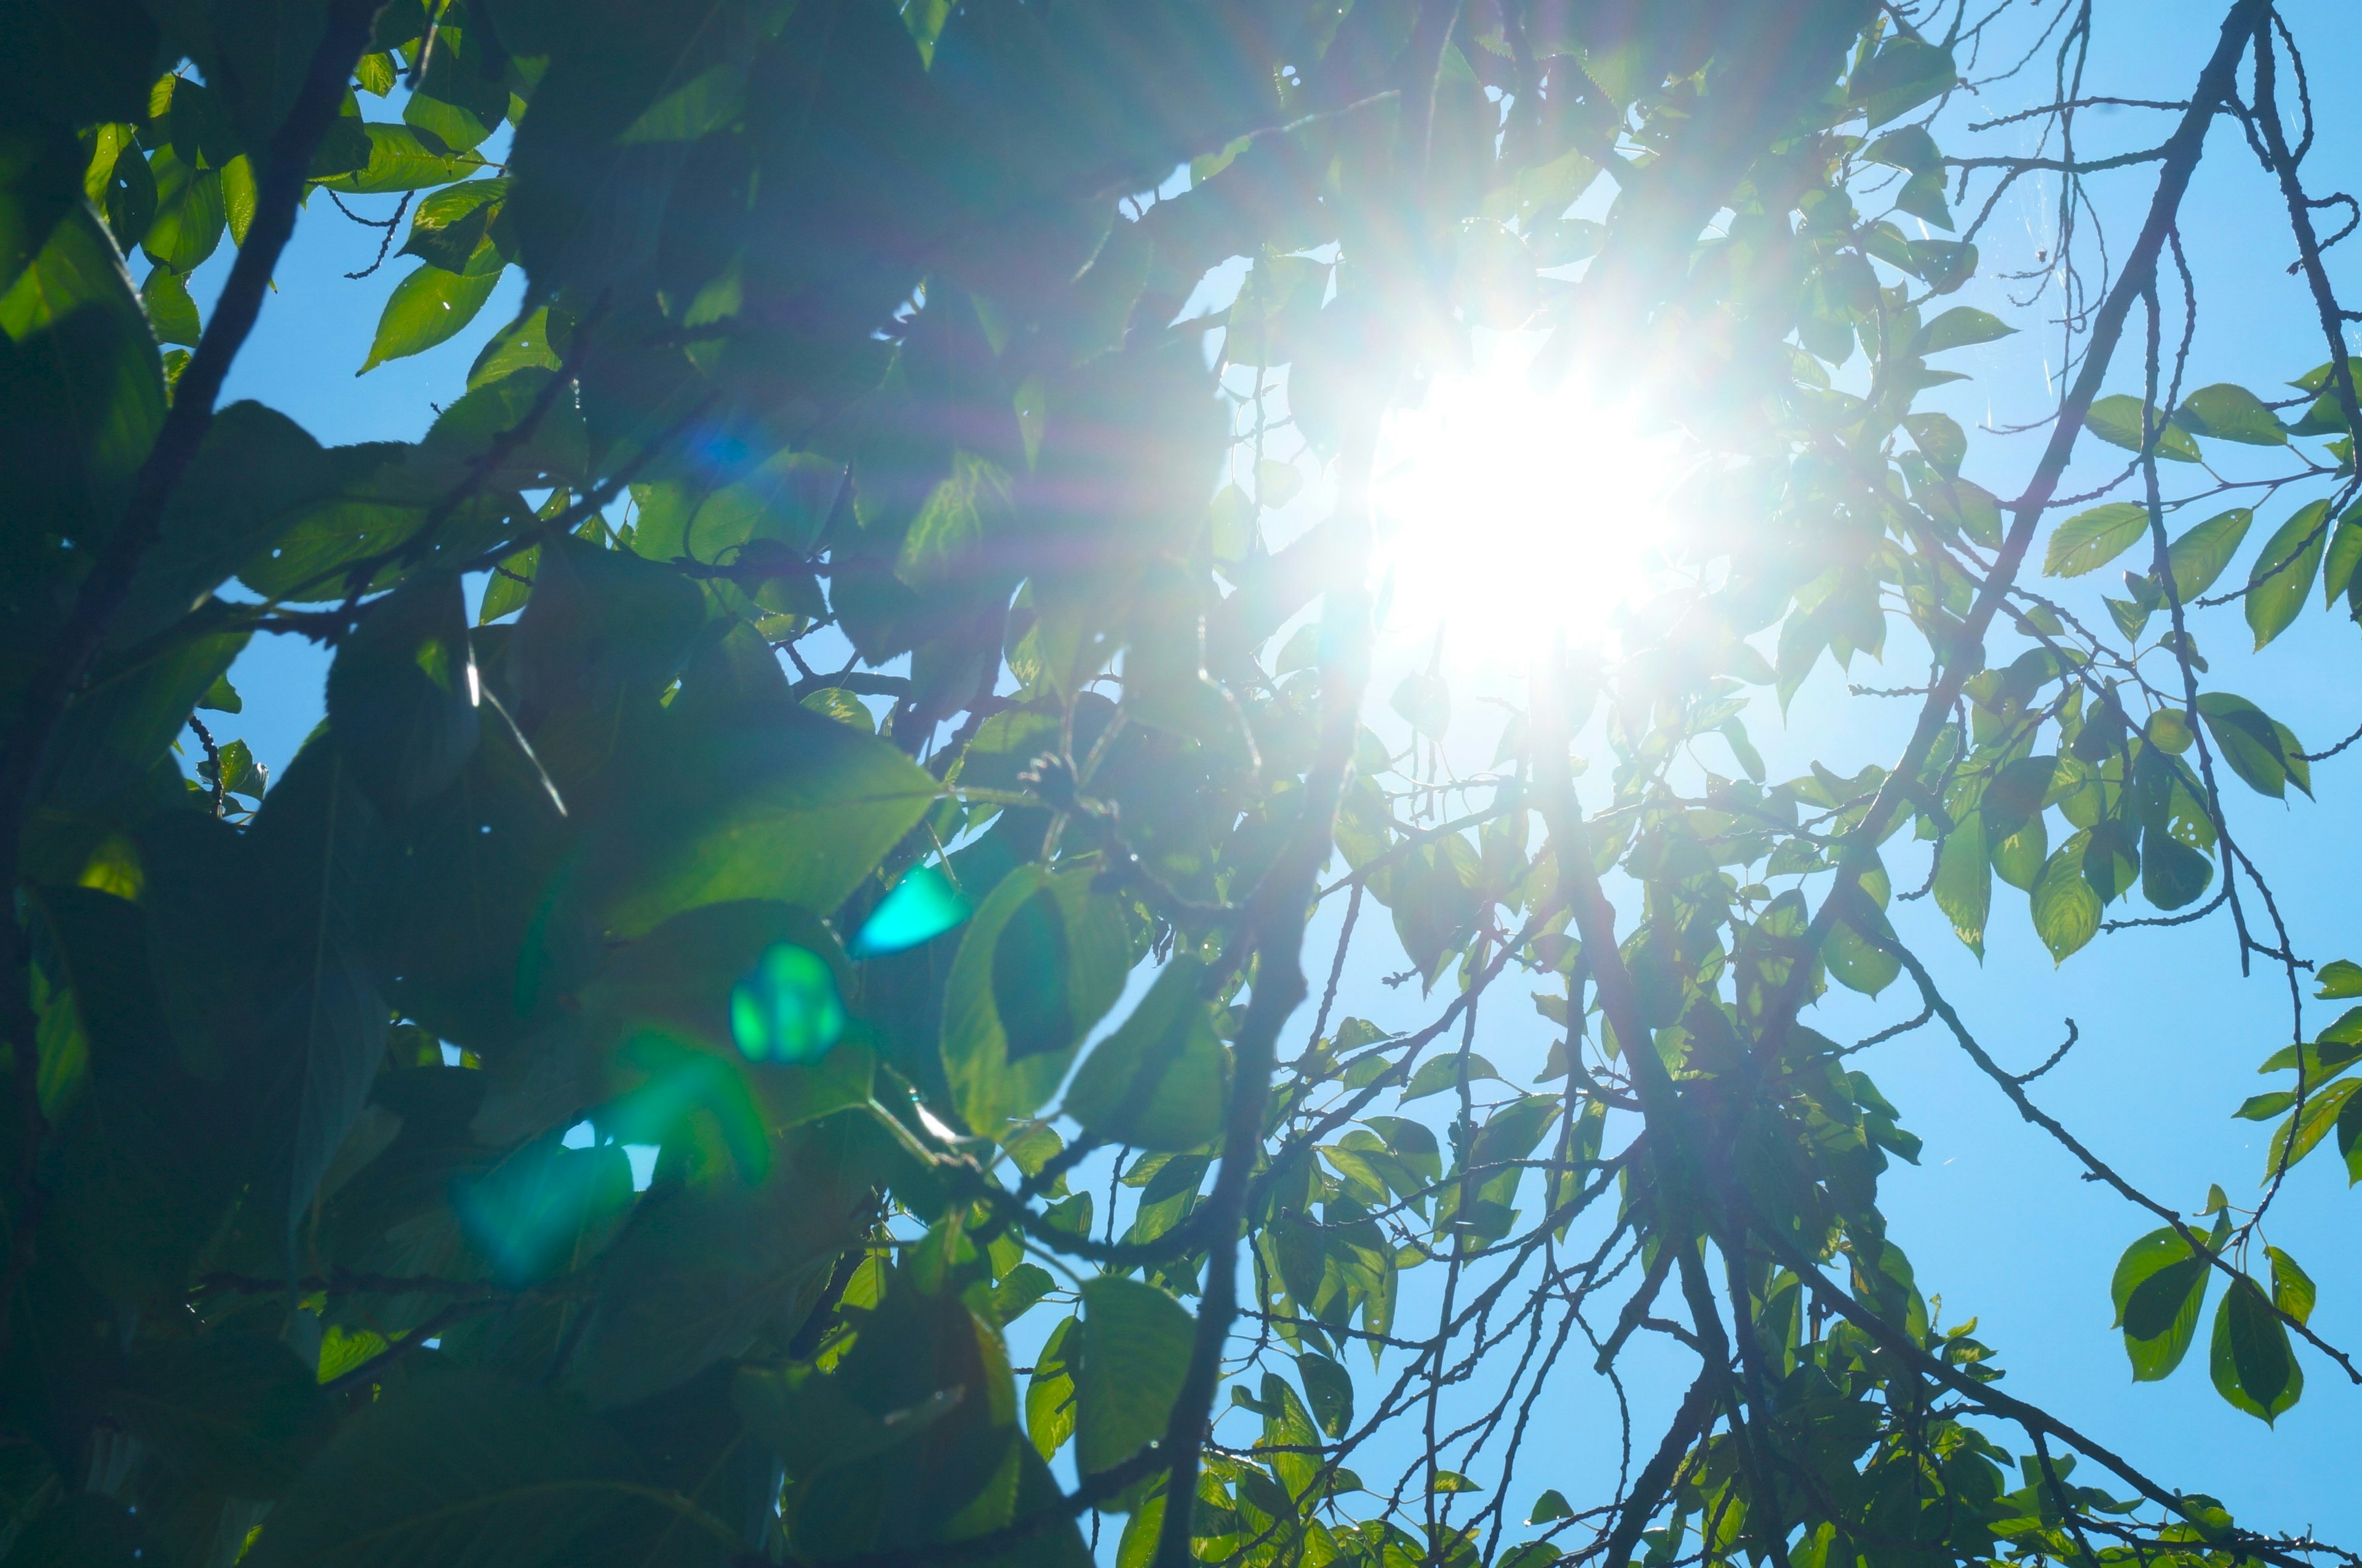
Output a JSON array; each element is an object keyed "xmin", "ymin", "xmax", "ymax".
[{"xmin": 186, "ymin": 0, "xmax": 2359, "ymax": 1548}]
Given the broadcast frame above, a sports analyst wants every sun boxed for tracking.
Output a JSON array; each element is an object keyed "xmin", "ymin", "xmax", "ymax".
[{"xmin": 1370, "ymin": 333, "xmax": 1682, "ymax": 671}]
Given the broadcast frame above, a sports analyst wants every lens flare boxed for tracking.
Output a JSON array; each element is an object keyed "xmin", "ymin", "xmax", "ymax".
[
  {"xmin": 1372, "ymin": 336, "xmax": 1681, "ymax": 670},
  {"xmin": 848, "ymin": 864, "xmax": 971, "ymax": 958},
  {"xmin": 731, "ymin": 942, "xmax": 847, "ymax": 1064}
]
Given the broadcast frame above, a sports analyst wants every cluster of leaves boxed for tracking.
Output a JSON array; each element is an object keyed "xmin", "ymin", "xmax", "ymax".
[{"xmin": 4, "ymin": 1, "xmax": 2360, "ymax": 1568}]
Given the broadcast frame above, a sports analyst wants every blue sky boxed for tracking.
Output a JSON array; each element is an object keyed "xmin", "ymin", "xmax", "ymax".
[{"xmin": 182, "ymin": 2, "xmax": 2360, "ymax": 1547}]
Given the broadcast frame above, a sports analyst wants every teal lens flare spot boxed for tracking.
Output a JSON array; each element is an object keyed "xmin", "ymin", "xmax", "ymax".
[
  {"xmin": 848, "ymin": 864, "xmax": 971, "ymax": 958},
  {"xmin": 730, "ymin": 942, "xmax": 846, "ymax": 1064}
]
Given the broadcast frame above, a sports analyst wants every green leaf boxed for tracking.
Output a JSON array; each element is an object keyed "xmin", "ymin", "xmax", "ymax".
[
  {"xmin": 1028, "ymin": 1315, "xmax": 1080, "ymax": 1458},
  {"xmin": 0, "ymin": 203, "xmax": 165, "ymax": 546},
  {"xmin": 2315, "ymin": 959, "xmax": 2362, "ymax": 999},
  {"xmin": 942, "ymin": 864, "xmax": 1131, "ymax": 1132},
  {"xmin": 1863, "ymin": 125, "xmax": 1941, "ymax": 174},
  {"xmin": 509, "ymin": 532, "xmax": 707, "ymax": 717},
  {"xmin": 308, "ymin": 111, "xmax": 374, "ymax": 183},
  {"xmin": 141, "ymin": 146, "xmax": 224, "ymax": 273},
  {"xmin": 1402, "ymin": 1053, "xmax": 1501, "ymax": 1104},
  {"xmin": 2195, "ymin": 692, "xmax": 2310, "ymax": 799},
  {"xmin": 197, "ymin": 671, "xmax": 242, "ymax": 712},
  {"xmin": 2110, "ymin": 1226, "xmax": 2209, "ymax": 1380},
  {"xmin": 356, "ymin": 50, "xmax": 397, "ymax": 95},
  {"xmin": 1913, "ymin": 306, "xmax": 2011, "ymax": 355},
  {"xmin": 1076, "ymin": 1276, "xmax": 1194, "ymax": 1476},
  {"xmin": 570, "ymin": 1153, "xmax": 869, "ymax": 1409},
  {"xmin": 2245, "ymin": 500, "xmax": 2330, "ymax": 649},
  {"xmin": 0, "ymin": 122, "xmax": 80, "ymax": 304},
  {"xmin": 325, "ymin": 573, "xmax": 482, "ymax": 818},
  {"xmin": 2173, "ymin": 383, "xmax": 2287, "ymax": 446},
  {"xmin": 1392, "ymin": 669, "xmax": 1450, "ymax": 738},
  {"xmin": 241, "ymin": 1362, "xmax": 728, "ymax": 1567},
  {"xmin": 360, "ymin": 242, "xmax": 507, "ymax": 372},
  {"xmin": 1062, "ymin": 957, "xmax": 1227, "ymax": 1152},
  {"xmin": 1824, "ymin": 907, "xmax": 1900, "ymax": 996},
  {"xmin": 2030, "ymin": 829, "xmax": 2100, "ymax": 963},
  {"xmin": 1915, "ymin": 476, "xmax": 2002, "ymax": 547},
  {"xmin": 2165, "ymin": 507, "xmax": 2253, "ymax": 600},
  {"xmin": 2139, "ymin": 820, "xmax": 2213, "ymax": 910},
  {"xmin": 1932, "ymin": 814, "xmax": 1990, "ymax": 956},
  {"xmin": 1851, "ymin": 37, "xmax": 1957, "ymax": 125},
  {"xmin": 2043, "ymin": 503, "xmax": 2150, "ymax": 578},
  {"xmin": 2209, "ymin": 1276, "xmax": 2302, "ymax": 1423},
  {"xmin": 665, "ymin": 450, "xmax": 846, "ymax": 564},
  {"xmin": 2087, "ymin": 394, "xmax": 2201, "ymax": 462},
  {"xmin": 1295, "ymin": 1350, "xmax": 1354, "ymax": 1439},
  {"xmin": 419, "ymin": 365, "xmax": 587, "ymax": 491},
  {"xmin": 896, "ymin": 450, "xmax": 1013, "ymax": 593},
  {"xmin": 405, "ymin": 25, "xmax": 514, "ymax": 153},
  {"xmin": 138, "ymin": 263, "xmax": 198, "ymax": 347},
  {"xmin": 245, "ymin": 744, "xmax": 393, "ymax": 1248},
  {"xmin": 800, "ymin": 685, "xmax": 873, "ymax": 731},
  {"xmin": 2323, "ymin": 509, "xmax": 2362, "ymax": 608},
  {"xmin": 312, "ymin": 122, "xmax": 486, "ymax": 193},
  {"xmin": 221, "ymin": 154, "xmax": 257, "ymax": 246},
  {"xmin": 36, "ymin": 612, "xmax": 247, "ymax": 808},
  {"xmin": 619, "ymin": 62, "xmax": 749, "ymax": 144},
  {"xmin": 114, "ymin": 400, "xmax": 340, "ymax": 648},
  {"xmin": 1903, "ymin": 411, "xmax": 1965, "ymax": 476},
  {"xmin": 2267, "ymin": 1246, "xmax": 2316, "ymax": 1326},
  {"xmin": 597, "ymin": 702, "xmax": 940, "ymax": 937},
  {"xmin": 397, "ymin": 177, "xmax": 511, "ymax": 273},
  {"xmin": 468, "ymin": 304, "xmax": 565, "ymax": 390},
  {"xmin": 2080, "ymin": 816, "xmax": 2139, "ymax": 906},
  {"xmin": 233, "ymin": 441, "xmax": 522, "ymax": 605},
  {"xmin": 2263, "ymin": 1078, "xmax": 2361, "ymax": 1177}
]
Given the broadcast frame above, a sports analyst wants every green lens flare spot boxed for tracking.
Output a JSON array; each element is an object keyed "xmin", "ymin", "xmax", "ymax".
[
  {"xmin": 730, "ymin": 942, "xmax": 846, "ymax": 1064},
  {"xmin": 848, "ymin": 864, "xmax": 971, "ymax": 958}
]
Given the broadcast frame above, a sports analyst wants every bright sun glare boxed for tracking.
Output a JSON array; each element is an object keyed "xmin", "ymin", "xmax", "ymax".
[{"xmin": 1372, "ymin": 335, "xmax": 1682, "ymax": 671}]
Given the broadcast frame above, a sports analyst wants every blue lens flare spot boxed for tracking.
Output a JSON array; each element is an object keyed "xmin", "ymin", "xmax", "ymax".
[
  {"xmin": 848, "ymin": 864, "xmax": 971, "ymax": 958},
  {"xmin": 730, "ymin": 942, "xmax": 846, "ymax": 1064}
]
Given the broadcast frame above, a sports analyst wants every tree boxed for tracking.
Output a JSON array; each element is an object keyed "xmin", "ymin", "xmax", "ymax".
[{"xmin": 1, "ymin": 1, "xmax": 2355, "ymax": 1566}]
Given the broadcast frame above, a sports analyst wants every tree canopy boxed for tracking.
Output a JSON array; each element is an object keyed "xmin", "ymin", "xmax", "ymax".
[{"xmin": 2, "ymin": 1, "xmax": 2358, "ymax": 1567}]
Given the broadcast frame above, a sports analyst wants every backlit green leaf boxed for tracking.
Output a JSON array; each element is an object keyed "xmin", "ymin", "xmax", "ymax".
[
  {"xmin": 2087, "ymin": 394, "xmax": 2201, "ymax": 462},
  {"xmin": 2173, "ymin": 383, "xmax": 2286, "ymax": 446},
  {"xmin": 325, "ymin": 573, "xmax": 482, "ymax": 816},
  {"xmin": 942, "ymin": 864, "xmax": 1130, "ymax": 1132},
  {"xmin": 2110, "ymin": 1226, "xmax": 2209, "ymax": 1380},
  {"xmin": 2030, "ymin": 830, "xmax": 2100, "ymax": 963},
  {"xmin": 360, "ymin": 242, "xmax": 507, "ymax": 372},
  {"xmin": 1076, "ymin": 1276, "xmax": 1193, "ymax": 1476},
  {"xmin": 1913, "ymin": 306, "xmax": 2011, "ymax": 355},
  {"xmin": 312, "ymin": 122, "xmax": 487, "ymax": 193},
  {"xmin": 2210, "ymin": 1276, "xmax": 2301, "ymax": 1423},
  {"xmin": 2245, "ymin": 500, "xmax": 2330, "ymax": 649},
  {"xmin": 2044, "ymin": 503, "xmax": 2150, "ymax": 578},
  {"xmin": 2165, "ymin": 507, "xmax": 2253, "ymax": 600},
  {"xmin": 1063, "ymin": 957, "xmax": 1227, "ymax": 1151},
  {"xmin": 2195, "ymin": 692, "xmax": 2309, "ymax": 799}
]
